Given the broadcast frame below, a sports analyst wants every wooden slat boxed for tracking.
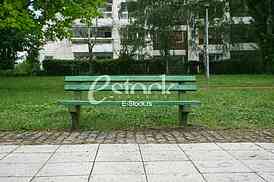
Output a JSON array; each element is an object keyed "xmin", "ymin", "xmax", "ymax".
[
  {"xmin": 59, "ymin": 100, "xmax": 201, "ymax": 107},
  {"xmin": 65, "ymin": 75, "xmax": 196, "ymax": 82},
  {"xmin": 64, "ymin": 84, "xmax": 198, "ymax": 91}
]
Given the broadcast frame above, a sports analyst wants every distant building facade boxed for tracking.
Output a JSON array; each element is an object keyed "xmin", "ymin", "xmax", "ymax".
[{"xmin": 39, "ymin": 0, "xmax": 256, "ymax": 63}]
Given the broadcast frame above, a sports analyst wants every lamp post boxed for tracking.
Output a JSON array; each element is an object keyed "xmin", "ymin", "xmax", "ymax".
[{"xmin": 204, "ymin": 3, "xmax": 210, "ymax": 79}]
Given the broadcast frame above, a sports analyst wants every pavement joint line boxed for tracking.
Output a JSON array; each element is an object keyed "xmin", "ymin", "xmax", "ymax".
[
  {"xmin": 29, "ymin": 144, "xmax": 62, "ymax": 182},
  {"xmin": 88, "ymin": 144, "xmax": 100, "ymax": 182},
  {"xmin": 256, "ymin": 173, "xmax": 271, "ymax": 182},
  {"xmin": 254, "ymin": 143, "xmax": 268, "ymax": 151},
  {"xmin": 0, "ymin": 145, "xmax": 21, "ymax": 161},
  {"xmin": 202, "ymin": 172, "xmax": 260, "ymax": 174},
  {"xmin": 177, "ymin": 144, "xmax": 208, "ymax": 182},
  {"xmin": 217, "ymin": 143, "xmax": 268, "ymax": 182},
  {"xmin": 138, "ymin": 144, "xmax": 149, "ymax": 182}
]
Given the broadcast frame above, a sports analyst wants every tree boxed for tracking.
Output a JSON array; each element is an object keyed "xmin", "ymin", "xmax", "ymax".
[
  {"xmin": 246, "ymin": 0, "xmax": 274, "ymax": 72},
  {"xmin": 125, "ymin": 0, "xmax": 188, "ymax": 73},
  {"xmin": 123, "ymin": 0, "xmax": 230, "ymax": 74},
  {"xmin": 0, "ymin": 0, "xmax": 37, "ymax": 69},
  {"xmin": 0, "ymin": 0, "xmax": 104, "ymax": 70}
]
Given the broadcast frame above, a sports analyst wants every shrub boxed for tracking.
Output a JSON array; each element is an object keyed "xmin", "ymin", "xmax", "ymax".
[
  {"xmin": 42, "ymin": 58, "xmax": 133, "ymax": 75},
  {"xmin": 0, "ymin": 61, "xmax": 32, "ymax": 77},
  {"xmin": 41, "ymin": 52, "xmax": 272, "ymax": 75},
  {"xmin": 0, "ymin": 59, "xmax": 14, "ymax": 70},
  {"xmin": 210, "ymin": 51, "xmax": 264, "ymax": 74},
  {"xmin": 42, "ymin": 56, "xmax": 188, "ymax": 75},
  {"xmin": 42, "ymin": 59, "xmax": 91, "ymax": 75}
]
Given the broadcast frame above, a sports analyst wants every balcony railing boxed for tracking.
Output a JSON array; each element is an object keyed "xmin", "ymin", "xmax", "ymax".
[{"xmin": 71, "ymin": 37, "xmax": 113, "ymax": 44}]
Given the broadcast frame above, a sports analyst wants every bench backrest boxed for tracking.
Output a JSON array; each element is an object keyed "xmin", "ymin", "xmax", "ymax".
[{"xmin": 64, "ymin": 75, "xmax": 197, "ymax": 92}]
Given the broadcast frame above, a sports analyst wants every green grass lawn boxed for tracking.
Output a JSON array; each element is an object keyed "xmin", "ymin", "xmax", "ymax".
[{"xmin": 0, "ymin": 75, "xmax": 274, "ymax": 131}]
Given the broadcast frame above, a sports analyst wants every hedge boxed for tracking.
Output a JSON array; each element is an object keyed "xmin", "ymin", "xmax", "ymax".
[
  {"xmin": 42, "ymin": 57, "xmax": 188, "ymax": 75},
  {"xmin": 42, "ymin": 53, "xmax": 274, "ymax": 75},
  {"xmin": 210, "ymin": 51, "xmax": 274, "ymax": 74}
]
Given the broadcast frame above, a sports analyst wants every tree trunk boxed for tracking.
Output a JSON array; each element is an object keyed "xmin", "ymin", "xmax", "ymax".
[
  {"xmin": 164, "ymin": 49, "xmax": 170, "ymax": 74},
  {"xmin": 264, "ymin": 0, "xmax": 273, "ymax": 73},
  {"xmin": 87, "ymin": 20, "xmax": 98, "ymax": 74}
]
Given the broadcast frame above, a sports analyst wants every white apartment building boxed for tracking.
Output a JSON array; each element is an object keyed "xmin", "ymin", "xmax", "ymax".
[
  {"xmin": 39, "ymin": 0, "xmax": 127, "ymax": 62},
  {"xmin": 39, "ymin": 0, "xmax": 256, "ymax": 63}
]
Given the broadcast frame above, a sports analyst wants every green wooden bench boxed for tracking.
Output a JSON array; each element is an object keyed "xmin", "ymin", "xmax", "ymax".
[{"xmin": 59, "ymin": 75, "xmax": 201, "ymax": 130}]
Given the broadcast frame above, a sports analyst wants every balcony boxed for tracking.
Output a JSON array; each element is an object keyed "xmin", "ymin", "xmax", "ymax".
[{"xmin": 71, "ymin": 37, "xmax": 113, "ymax": 44}]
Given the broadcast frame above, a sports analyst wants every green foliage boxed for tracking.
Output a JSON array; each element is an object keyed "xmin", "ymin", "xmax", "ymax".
[
  {"xmin": 245, "ymin": 0, "xmax": 274, "ymax": 71},
  {"xmin": 0, "ymin": 0, "xmax": 105, "ymax": 70},
  {"xmin": 123, "ymin": 0, "xmax": 230, "ymax": 74},
  {"xmin": 42, "ymin": 56, "xmax": 189, "ymax": 75},
  {"xmin": 210, "ymin": 52, "xmax": 264, "ymax": 74},
  {"xmin": 0, "ymin": 61, "xmax": 32, "ymax": 76},
  {"xmin": 43, "ymin": 59, "xmax": 91, "ymax": 76},
  {"xmin": 42, "ymin": 58, "xmax": 132, "ymax": 75}
]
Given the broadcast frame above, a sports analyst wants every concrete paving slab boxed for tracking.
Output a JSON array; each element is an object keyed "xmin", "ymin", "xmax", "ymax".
[
  {"xmin": 144, "ymin": 161, "xmax": 199, "ymax": 175},
  {"xmin": 179, "ymin": 143, "xmax": 222, "ymax": 151},
  {"xmin": 14, "ymin": 145, "xmax": 59, "ymax": 153},
  {"xmin": 230, "ymin": 150, "xmax": 274, "ymax": 160},
  {"xmin": 203, "ymin": 173, "xmax": 265, "ymax": 182},
  {"xmin": 99, "ymin": 144, "xmax": 139, "ymax": 152},
  {"xmin": 256, "ymin": 143, "xmax": 274, "ymax": 151},
  {"xmin": 194, "ymin": 160, "xmax": 252, "ymax": 173},
  {"xmin": 1, "ymin": 153, "xmax": 51, "ymax": 163},
  {"xmin": 0, "ymin": 143, "xmax": 274, "ymax": 182},
  {"xmin": 48, "ymin": 151, "xmax": 95, "ymax": 163},
  {"xmin": 139, "ymin": 144, "xmax": 181, "ymax": 152},
  {"xmin": 184, "ymin": 150, "xmax": 235, "ymax": 161},
  {"xmin": 0, "ymin": 163, "xmax": 43, "ymax": 177},
  {"xmin": 243, "ymin": 160, "xmax": 274, "ymax": 172},
  {"xmin": 96, "ymin": 150, "xmax": 141, "ymax": 162},
  {"xmin": 0, "ymin": 145, "xmax": 18, "ymax": 153},
  {"xmin": 0, "ymin": 153, "xmax": 7, "ymax": 160},
  {"xmin": 56, "ymin": 144, "xmax": 98, "ymax": 153},
  {"xmin": 37, "ymin": 162, "xmax": 93, "ymax": 177},
  {"xmin": 0, "ymin": 177, "xmax": 32, "ymax": 182},
  {"xmin": 217, "ymin": 143, "xmax": 262, "ymax": 151},
  {"xmin": 142, "ymin": 150, "xmax": 188, "ymax": 162},
  {"xmin": 32, "ymin": 176, "xmax": 88, "ymax": 182},
  {"xmin": 147, "ymin": 174, "xmax": 205, "ymax": 182},
  {"xmin": 259, "ymin": 173, "xmax": 274, "ymax": 182},
  {"xmin": 92, "ymin": 162, "xmax": 144, "ymax": 175},
  {"xmin": 90, "ymin": 175, "xmax": 146, "ymax": 182}
]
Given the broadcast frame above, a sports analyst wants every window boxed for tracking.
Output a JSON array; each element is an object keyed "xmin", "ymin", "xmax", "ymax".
[
  {"xmin": 72, "ymin": 27, "xmax": 88, "ymax": 38},
  {"xmin": 97, "ymin": 27, "xmax": 112, "ymax": 38},
  {"xmin": 120, "ymin": 2, "xmax": 127, "ymax": 12},
  {"xmin": 153, "ymin": 31, "xmax": 186, "ymax": 50},
  {"xmin": 119, "ymin": 2, "xmax": 128, "ymax": 19},
  {"xmin": 72, "ymin": 27, "xmax": 112, "ymax": 38},
  {"xmin": 199, "ymin": 28, "xmax": 223, "ymax": 45},
  {"xmin": 105, "ymin": 31, "xmax": 112, "ymax": 38},
  {"xmin": 231, "ymin": 24, "xmax": 256, "ymax": 43},
  {"xmin": 170, "ymin": 31, "xmax": 186, "ymax": 49},
  {"xmin": 230, "ymin": 0, "xmax": 249, "ymax": 17}
]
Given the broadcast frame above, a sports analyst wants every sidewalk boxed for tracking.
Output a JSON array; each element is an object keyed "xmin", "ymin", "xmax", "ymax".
[{"xmin": 0, "ymin": 143, "xmax": 273, "ymax": 182}]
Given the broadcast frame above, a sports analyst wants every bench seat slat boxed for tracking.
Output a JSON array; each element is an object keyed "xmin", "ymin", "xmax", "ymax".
[
  {"xmin": 59, "ymin": 100, "xmax": 201, "ymax": 107},
  {"xmin": 65, "ymin": 75, "xmax": 196, "ymax": 82},
  {"xmin": 64, "ymin": 84, "xmax": 197, "ymax": 91}
]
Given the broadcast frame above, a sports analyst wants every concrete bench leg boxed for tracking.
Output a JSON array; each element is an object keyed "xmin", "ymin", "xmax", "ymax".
[
  {"xmin": 69, "ymin": 106, "xmax": 80, "ymax": 131},
  {"xmin": 179, "ymin": 105, "xmax": 190, "ymax": 127}
]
